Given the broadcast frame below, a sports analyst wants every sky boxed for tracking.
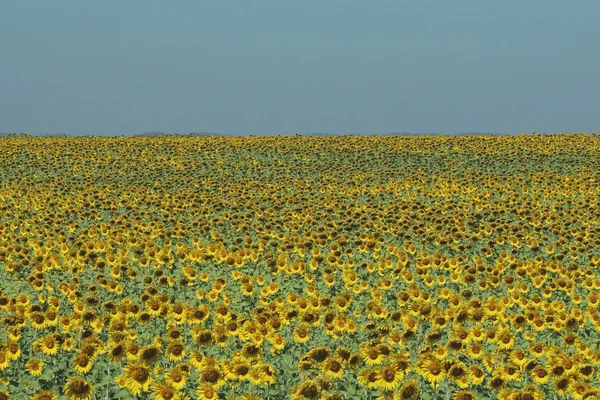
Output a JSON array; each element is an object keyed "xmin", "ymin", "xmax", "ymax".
[{"xmin": 1, "ymin": 1, "xmax": 599, "ymax": 135}]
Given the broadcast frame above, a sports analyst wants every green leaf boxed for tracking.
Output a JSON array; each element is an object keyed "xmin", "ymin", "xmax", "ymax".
[
  {"xmin": 114, "ymin": 388, "xmax": 133, "ymax": 399},
  {"xmin": 98, "ymin": 374, "xmax": 112, "ymax": 386},
  {"xmin": 38, "ymin": 367, "xmax": 54, "ymax": 381}
]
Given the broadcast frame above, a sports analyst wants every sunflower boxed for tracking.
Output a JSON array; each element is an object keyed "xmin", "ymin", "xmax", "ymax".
[
  {"xmin": 194, "ymin": 330, "xmax": 214, "ymax": 348},
  {"xmin": 578, "ymin": 364, "xmax": 594, "ymax": 381},
  {"xmin": 524, "ymin": 359, "xmax": 539, "ymax": 374},
  {"xmin": 293, "ymin": 327, "xmax": 310, "ymax": 344},
  {"xmin": 0, "ymin": 390, "xmax": 8, "ymax": 400},
  {"xmin": 549, "ymin": 362, "xmax": 566, "ymax": 379},
  {"xmin": 139, "ymin": 344, "xmax": 161, "ymax": 365},
  {"xmin": 138, "ymin": 312, "xmax": 152, "ymax": 325},
  {"xmin": 570, "ymin": 382, "xmax": 594, "ymax": 400},
  {"xmin": 513, "ymin": 385, "xmax": 544, "ymax": 400},
  {"xmin": 31, "ymin": 390, "xmax": 58, "ymax": 400},
  {"xmin": 0, "ymin": 353, "xmax": 10, "ymax": 370},
  {"xmin": 45, "ymin": 308, "xmax": 59, "ymax": 327},
  {"xmin": 269, "ymin": 333, "xmax": 285, "ymax": 353},
  {"xmin": 488, "ymin": 375, "xmax": 506, "ymax": 391},
  {"xmin": 189, "ymin": 351, "xmax": 205, "ymax": 369},
  {"xmin": 166, "ymin": 367, "xmax": 187, "ymax": 390},
  {"xmin": 432, "ymin": 345, "xmax": 448, "ymax": 360},
  {"xmin": 447, "ymin": 339, "xmax": 463, "ymax": 353},
  {"xmin": 228, "ymin": 359, "xmax": 251, "ymax": 381},
  {"xmin": 496, "ymin": 328, "xmax": 515, "ymax": 350},
  {"xmin": 80, "ymin": 340, "xmax": 102, "ymax": 360},
  {"xmin": 468, "ymin": 365, "xmax": 484, "ymax": 386},
  {"xmin": 177, "ymin": 363, "xmax": 191, "ymax": 374},
  {"xmin": 168, "ymin": 303, "xmax": 188, "ymax": 324},
  {"xmin": 199, "ymin": 367, "xmax": 226, "ymax": 389},
  {"xmin": 450, "ymin": 326, "xmax": 470, "ymax": 344},
  {"xmin": 375, "ymin": 365, "xmax": 401, "ymax": 391},
  {"xmin": 388, "ymin": 330, "xmax": 403, "ymax": 346},
  {"xmin": 448, "ymin": 362, "xmax": 469, "ymax": 388},
  {"xmin": 34, "ymin": 335, "xmax": 59, "ymax": 356},
  {"xmin": 416, "ymin": 357, "xmax": 446, "ymax": 387},
  {"xmin": 126, "ymin": 342, "xmax": 141, "ymax": 360},
  {"xmin": 508, "ymin": 348, "xmax": 528, "ymax": 367},
  {"xmin": 200, "ymin": 356, "xmax": 218, "ymax": 370},
  {"xmin": 196, "ymin": 383, "xmax": 218, "ymax": 400},
  {"xmin": 389, "ymin": 352, "xmax": 411, "ymax": 376},
  {"xmin": 7, "ymin": 327, "xmax": 20, "ymax": 341},
  {"xmin": 151, "ymin": 380, "xmax": 177, "ymax": 400},
  {"xmin": 258, "ymin": 363, "xmax": 276, "ymax": 385},
  {"xmin": 532, "ymin": 318, "xmax": 546, "ymax": 331},
  {"xmin": 292, "ymin": 380, "xmax": 320, "ymax": 400},
  {"xmin": 322, "ymin": 357, "xmax": 344, "ymax": 379},
  {"xmin": 530, "ymin": 365, "xmax": 550, "ymax": 385},
  {"xmin": 396, "ymin": 379, "xmax": 419, "ymax": 400},
  {"xmin": 63, "ymin": 376, "xmax": 94, "ymax": 400},
  {"xmin": 29, "ymin": 312, "xmax": 46, "ymax": 329},
  {"xmin": 357, "ymin": 368, "xmax": 380, "ymax": 389},
  {"xmin": 308, "ymin": 347, "xmax": 330, "ymax": 363},
  {"xmin": 248, "ymin": 369, "xmax": 265, "ymax": 385},
  {"xmin": 72, "ymin": 353, "xmax": 94, "ymax": 374},
  {"xmin": 361, "ymin": 345, "xmax": 384, "ymax": 366},
  {"xmin": 108, "ymin": 342, "xmax": 126, "ymax": 363},
  {"xmin": 501, "ymin": 363, "xmax": 522, "ymax": 383},
  {"xmin": 145, "ymin": 296, "xmax": 164, "ymax": 317},
  {"xmin": 165, "ymin": 326, "xmax": 183, "ymax": 341},
  {"xmin": 27, "ymin": 358, "xmax": 45, "ymax": 376},
  {"xmin": 453, "ymin": 390, "xmax": 476, "ymax": 400},
  {"xmin": 554, "ymin": 377, "xmax": 571, "ymax": 396},
  {"xmin": 240, "ymin": 343, "xmax": 262, "ymax": 362},
  {"xmin": 122, "ymin": 362, "xmax": 153, "ymax": 396},
  {"xmin": 529, "ymin": 342, "xmax": 546, "ymax": 358},
  {"xmin": 315, "ymin": 375, "xmax": 333, "ymax": 391},
  {"xmin": 348, "ymin": 353, "xmax": 362, "ymax": 369},
  {"xmin": 165, "ymin": 341, "xmax": 185, "ymax": 362},
  {"xmin": 467, "ymin": 343, "xmax": 484, "ymax": 359}
]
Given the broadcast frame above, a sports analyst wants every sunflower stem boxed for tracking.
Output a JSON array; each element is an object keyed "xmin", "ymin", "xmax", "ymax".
[{"xmin": 106, "ymin": 363, "xmax": 110, "ymax": 400}]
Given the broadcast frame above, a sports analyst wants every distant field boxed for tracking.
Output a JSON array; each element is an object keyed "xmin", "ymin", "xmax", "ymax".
[{"xmin": 1, "ymin": 134, "xmax": 599, "ymax": 399}]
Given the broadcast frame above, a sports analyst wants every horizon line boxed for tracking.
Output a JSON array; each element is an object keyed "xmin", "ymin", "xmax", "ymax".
[{"xmin": 2, "ymin": 131, "xmax": 597, "ymax": 137}]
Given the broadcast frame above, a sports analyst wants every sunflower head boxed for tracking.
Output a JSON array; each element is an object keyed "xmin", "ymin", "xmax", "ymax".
[
  {"xmin": 488, "ymin": 376, "xmax": 506, "ymax": 391},
  {"xmin": 453, "ymin": 390, "xmax": 476, "ymax": 400},
  {"xmin": 554, "ymin": 376, "xmax": 571, "ymax": 395},
  {"xmin": 417, "ymin": 357, "xmax": 446, "ymax": 387},
  {"xmin": 63, "ymin": 376, "xmax": 94, "ymax": 400},
  {"xmin": 123, "ymin": 362, "xmax": 152, "ymax": 396},
  {"xmin": 241, "ymin": 343, "xmax": 262, "ymax": 361},
  {"xmin": 322, "ymin": 357, "xmax": 344, "ymax": 379},
  {"xmin": 166, "ymin": 341, "xmax": 185, "ymax": 361},
  {"xmin": 196, "ymin": 383, "xmax": 218, "ymax": 400},
  {"xmin": 30, "ymin": 390, "xmax": 58, "ymax": 400},
  {"xmin": 229, "ymin": 359, "xmax": 251, "ymax": 381},
  {"xmin": 293, "ymin": 380, "xmax": 320, "ymax": 399},
  {"xmin": 139, "ymin": 345, "xmax": 161, "ymax": 365},
  {"xmin": 72, "ymin": 353, "xmax": 93, "ymax": 374},
  {"xmin": 199, "ymin": 367, "xmax": 224, "ymax": 389},
  {"xmin": 166, "ymin": 366, "xmax": 187, "ymax": 390},
  {"xmin": 397, "ymin": 379, "xmax": 419, "ymax": 400},
  {"xmin": 27, "ymin": 358, "xmax": 45, "ymax": 376},
  {"xmin": 309, "ymin": 347, "xmax": 330, "ymax": 363},
  {"xmin": 195, "ymin": 330, "xmax": 214, "ymax": 348},
  {"xmin": 151, "ymin": 380, "xmax": 176, "ymax": 400}
]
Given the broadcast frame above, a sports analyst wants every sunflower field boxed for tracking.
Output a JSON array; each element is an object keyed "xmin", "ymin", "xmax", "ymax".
[{"xmin": 1, "ymin": 134, "xmax": 600, "ymax": 400}]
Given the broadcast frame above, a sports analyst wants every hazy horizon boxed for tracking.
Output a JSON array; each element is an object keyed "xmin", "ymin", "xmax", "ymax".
[{"xmin": 1, "ymin": 1, "xmax": 599, "ymax": 135}]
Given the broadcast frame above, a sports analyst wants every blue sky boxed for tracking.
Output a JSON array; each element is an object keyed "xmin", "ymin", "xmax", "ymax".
[{"xmin": 1, "ymin": 1, "xmax": 599, "ymax": 135}]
